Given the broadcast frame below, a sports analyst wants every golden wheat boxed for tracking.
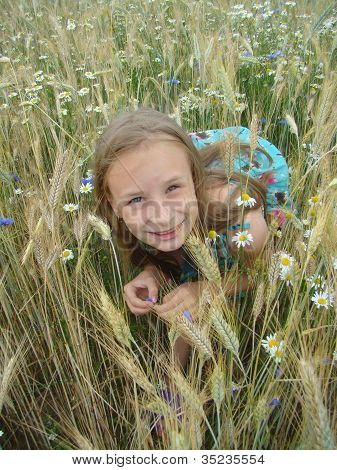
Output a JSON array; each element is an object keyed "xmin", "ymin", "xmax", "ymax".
[
  {"xmin": 299, "ymin": 359, "xmax": 335, "ymax": 450},
  {"xmin": 184, "ymin": 234, "xmax": 221, "ymax": 285},
  {"xmin": 99, "ymin": 287, "xmax": 133, "ymax": 348},
  {"xmin": 48, "ymin": 149, "xmax": 70, "ymax": 209},
  {"xmin": 176, "ymin": 314, "xmax": 213, "ymax": 360},
  {"xmin": 211, "ymin": 365, "xmax": 225, "ymax": 410},
  {"xmin": 209, "ymin": 304, "xmax": 239, "ymax": 357}
]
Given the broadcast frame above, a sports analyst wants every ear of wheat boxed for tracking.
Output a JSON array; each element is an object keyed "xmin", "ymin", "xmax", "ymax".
[
  {"xmin": 99, "ymin": 288, "xmax": 133, "ymax": 349},
  {"xmin": 117, "ymin": 353, "xmax": 157, "ymax": 397},
  {"xmin": 285, "ymin": 114, "xmax": 299, "ymax": 140},
  {"xmin": 176, "ymin": 314, "xmax": 213, "ymax": 360},
  {"xmin": 172, "ymin": 369, "xmax": 205, "ymax": 418},
  {"xmin": 184, "ymin": 234, "xmax": 222, "ymax": 285},
  {"xmin": 209, "ymin": 304, "xmax": 239, "ymax": 357},
  {"xmin": 299, "ymin": 359, "xmax": 335, "ymax": 450},
  {"xmin": 219, "ymin": 137, "xmax": 235, "ymax": 180},
  {"xmin": 48, "ymin": 149, "xmax": 70, "ymax": 209},
  {"xmin": 88, "ymin": 214, "xmax": 111, "ymax": 241},
  {"xmin": 249, "ymin": 114, "xmax": 259, "ymax": 153},
  {"xmin": 252, "ymin": 281, "xmax": 265, "ymax": 320},
  {"xmin": 211, "ymin": 365, "xmax": 226, "ymax": 410}
]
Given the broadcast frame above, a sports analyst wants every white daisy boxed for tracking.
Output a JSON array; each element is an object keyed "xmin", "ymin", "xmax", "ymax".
[
  {"xmin": 61, "ymin": 249, "xmax": 74, "ymax": 263},
  {"xmin": 79, "ymin": 182, "xmax": 93, "ymax": 193},
  {"xmin": 308, "ymin": 194, "xmax": 321, "ymax": 207},
  {"xmin": 77, "ymin": 87, "xmax": 90, "ymax": 96},
  {"xmin": 206, "ymin": 229, "xmax": 220, "ymax": 246},
  {"xmin": 270, "ymin": 341, "xmax": 285, "ymax": 364},
  {"xmin": 14, "ymin": 188, "xmax": 23, "ymax": 195},
  {"xmin": 307, "ymin": 274, "xmax": 327, "ymax": 291},
  {"xmin": 278, "ymin": 251, "xmax": 295, "ymax": 271},
  {"xmin": 231, "ymin": 230, "xmax": 254, "ymax": 248},
  {"xmin": 63, "ymin": 203, "xmax": 79, "ymax": 212},
  {"xmin": 0, "ymin": 430, "xmax": 4, "ymax": 437},
  {"xmin": 303, "ymin": 229, "xmax": 312, "ymax": 238},
  {"xmin": 311, "ymin": 289, "xmax": 334, "ymax": 310},
  {"xmin": 236, "ymin": 193, "xmax": 257, "ymax": 208},
  {"xmin": 262, "ymin": 334, "xmax": 280, "ymax": 353},
  {"xmin": 66, "ymin": 19, "xmax": 76, "ymax": 31},
  {"xmin": 279, "ymin": 267, "xmax": 295, "ymax": 286}
]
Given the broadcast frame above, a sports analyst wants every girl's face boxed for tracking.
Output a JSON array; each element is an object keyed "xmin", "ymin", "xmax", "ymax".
[{"xmin": 105, "ymin": 136, "xmax": 199, "ymax": 252}]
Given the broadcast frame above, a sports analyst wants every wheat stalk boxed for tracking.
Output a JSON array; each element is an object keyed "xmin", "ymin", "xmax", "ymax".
[
  {"xmin": 73, "ymin": 212, "xmax": 89, "ymax": 246},
  {"xmin": 249, "ymin": 113, "xmax": 259, "ymax": 153},
  {"xmin": 88, "ymin": 213, "xmax": 111, "ymax": 241},
  {"xmin": 307, "ymin": 217, "xmax": 326, "ymax": 257},
  {"xmin": 184, "ymin": 234, "xmax": 221, "ymax": 285},
  {"xmin": 219, "ymin": 137, "xmax": 235, "ymax": 180},
  {"xmin": 33, "ymin": 235, "xmax": 46, "ymax": 267},
  {"xmin": 0, "ymin": 357, "xmax": 16, "ymax": 414},
  {"xmin": 172, "ymin": 370, "xmax": 205, "ymax": 417},
  {"xmin": 44, "ymin": 245, "xmax": 62, "ymax": 271},
  {"xmin": 209, "ymin": 304, "xmax": 239, "ymax": 357},
  {"xmin": 285, "ymin": 113, "xmax": 299, "ymax": 140},
  {"xmin": 220, "ymin": 67, "xmax": 236, "ymax": 112},
  {"xmin": 117, "ymin": 353, "xmax": 156, "ymax": 397},
  {"xmin": 176, "ymin": 314, "xmax": 213, "ymax": 360},
  {"xmin": 211, "ymin": 365, "xmax": 225, "ymax": 410},
  {"xmin": 299, "ymin": 359, "xmax": 335, "ymax": 450},
  {"xmin": 252, "ymin": 281, "xmax": 265, "ymax": 320},
  {"xmin": 99, "ymin": 288, "xmax": 133, "ymax": 348},
  {"xmin": 48, "ymin": 149, "xmax": 70, "ymax": 209}
]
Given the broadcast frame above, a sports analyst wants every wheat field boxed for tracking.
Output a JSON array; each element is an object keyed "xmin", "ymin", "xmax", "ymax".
[{"xmin": 0, "ymin": 0, "xmax": 336, "ymax": 450}]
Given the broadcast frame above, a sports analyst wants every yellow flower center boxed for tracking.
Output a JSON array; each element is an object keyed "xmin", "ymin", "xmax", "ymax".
[
  {"xmin": 275, "ymin": 349, "xmax": 283, "ymax": 359},
  {"xmin": 311, "ymin": 195, "xmax": 319, "ymax": 203},
  {"xmin": 63, "ymin": 250, "xmax": 70, "ymax": 257},
  {"xmin": 208, "ymin": 230, "xmax": 217, "ymax": 240},
  {"xmin": 281, "ymin": 256, "xmax": 290, "ymax": 266},
  {"xmin": 314, "ymin": 278, "xmax": 321, "ymax": 285},
  {"xmin": 269, "ymin": 339, "xmax": 279, "ymax": 348},
  {"xmin": 318, "ymin": 298, "xmax": 326, "ymax": 305},
  {"xmin": 308, "ymin": 208, "xmax": 316, "ymax": 217},
  {"xmin": 285, "ymin": 211, "xmax": 293, "ymax": 219},
  {"xmin": 239, "ymin": 234, "xmax": 247, "ymax": 241},
  {"xmin": 242, "ymin": 193, "xmax": 250, "ymax": 201}
]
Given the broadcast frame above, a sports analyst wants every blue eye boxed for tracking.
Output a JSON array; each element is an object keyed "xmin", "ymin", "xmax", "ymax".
[{"xmin": 128, "ymin": 185, "xmax": 179, "ymax": 205}]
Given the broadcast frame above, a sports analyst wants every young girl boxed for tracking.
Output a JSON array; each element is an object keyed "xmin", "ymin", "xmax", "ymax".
[{"xmin": 93, "ymin": 107, "xmax": 294, "ymax": 434}]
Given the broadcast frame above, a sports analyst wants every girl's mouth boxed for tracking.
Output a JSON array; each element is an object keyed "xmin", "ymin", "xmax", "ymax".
[{"xmin": 150, "ymin": 220, "xmax": 185, "ymax": 240}]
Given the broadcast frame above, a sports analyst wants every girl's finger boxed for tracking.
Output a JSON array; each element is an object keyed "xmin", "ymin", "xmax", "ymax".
[{"xmin": 124, "ymin": 288, "xmax": 156, "ymax": 310}]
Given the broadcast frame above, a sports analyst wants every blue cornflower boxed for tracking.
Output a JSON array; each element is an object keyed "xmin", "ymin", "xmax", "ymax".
[
  {"xmin": 275, "ymin": 367, "xmax": 282, "ymax": 377},
  {"xmin": 269, "ymin": 398, "xmax": 281, "ymax": 406},
  {"xmin": 183, "ymin": 309, "xmax": 192, "ymax": 321},
  {"xmin": 278, "ymin": 119, "xmax": 287, "ymax": 125},
  {"xmin": 167, "ymin": 79, "xmax": 180, "ymax": 84},
  {"xmin": 267, "ymin": 51, "xmax": 283, "ymax": 59},
  {"xmin": 82, "ymin": 175, "xmax": 94, "ymax": 185},
  {"xmin": 261, "ymin": 117, "xmax": 267, "ymax": 123},
  {"xmin": 241, "ymin": 51, "xmax": 253, "ymax": 57},
  {"xmin": 9, "ymin": 172, "xmax": 21, "ymax": 182},
  {"xmin": 0, "ymin": 217, "xmax": 14, "ymax": 226}
]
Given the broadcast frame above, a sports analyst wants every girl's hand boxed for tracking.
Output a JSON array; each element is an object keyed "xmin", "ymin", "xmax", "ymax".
[
  {"xmin": 123, "ymin": 268, "xmax": 160, "ymax": 316},
  {"xmin": 152, "ymin": 281, "xmax": 204, "ymax": 321}
]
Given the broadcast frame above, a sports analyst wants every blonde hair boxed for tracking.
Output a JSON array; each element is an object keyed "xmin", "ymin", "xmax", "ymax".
[{"xmin": 93, "ymin": 107, "xmax": 273, "ymax": 282}]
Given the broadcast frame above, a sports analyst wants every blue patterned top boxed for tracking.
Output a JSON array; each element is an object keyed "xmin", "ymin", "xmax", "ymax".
[{"xmin": 179, "ymin": 126, "xmax": 296, "ymax": 291}]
